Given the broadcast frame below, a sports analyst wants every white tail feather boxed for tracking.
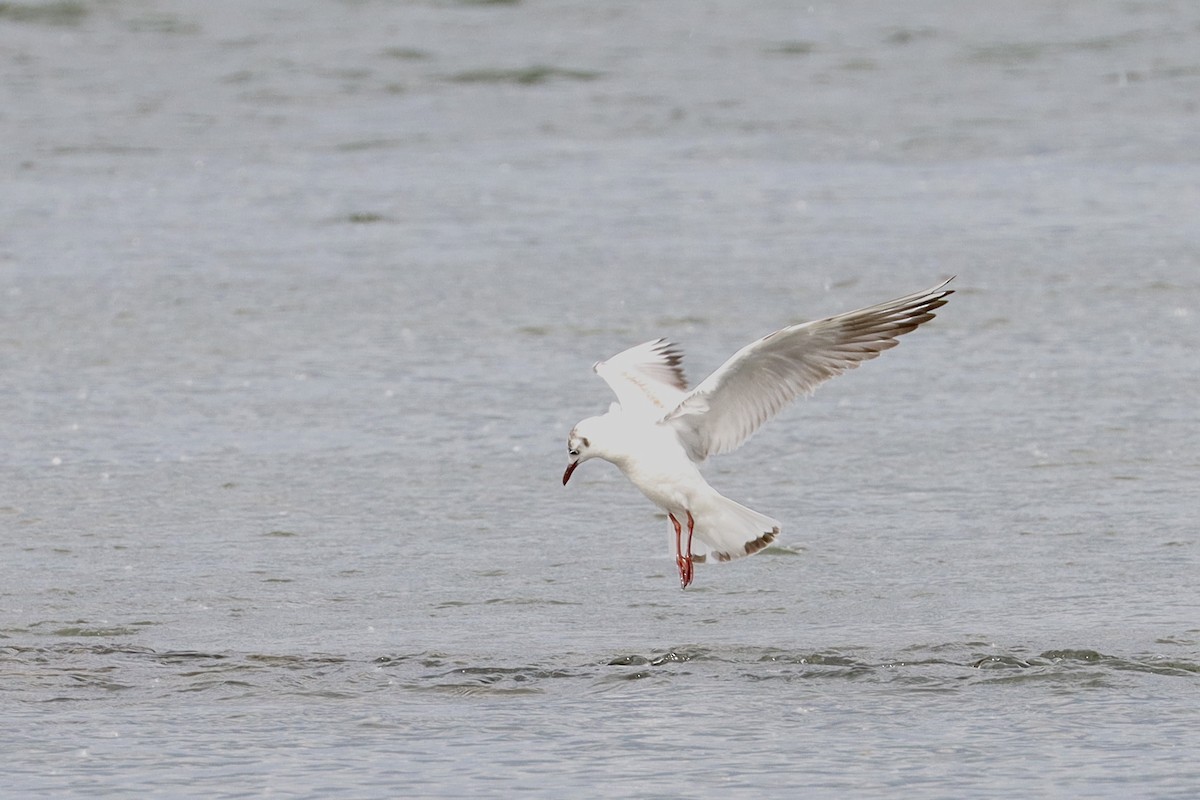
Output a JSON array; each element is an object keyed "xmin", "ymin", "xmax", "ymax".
[{"xmin": 688, "ymin": 493, "xmax": 780, "ymax": 564}]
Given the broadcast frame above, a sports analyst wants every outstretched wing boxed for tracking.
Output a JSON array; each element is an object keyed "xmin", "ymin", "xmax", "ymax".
[
  {"xmin": 593, "ymin": 338, "xmax": 689, "ymax": 419},
  {"xmin": 666, "ymin": 278, "xmax": 954, "ymax": 461}
]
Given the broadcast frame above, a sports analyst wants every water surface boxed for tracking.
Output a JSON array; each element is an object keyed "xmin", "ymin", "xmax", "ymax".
[{"xmin": 3, "ymin": 1, "xmax": 1198, "ymax": 796}]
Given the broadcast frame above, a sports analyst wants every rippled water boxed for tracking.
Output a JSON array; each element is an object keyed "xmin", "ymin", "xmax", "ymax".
[{"xmin": 3, "ymin": 0, "xmax": 1199, "ymax": 797}]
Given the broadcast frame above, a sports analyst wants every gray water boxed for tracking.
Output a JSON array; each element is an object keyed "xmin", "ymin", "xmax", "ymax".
[{"xmin": 3, "ymin": 0, "xmax": 1199, "ymax": 796}]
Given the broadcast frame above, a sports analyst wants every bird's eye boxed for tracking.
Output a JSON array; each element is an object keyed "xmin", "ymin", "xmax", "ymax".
[{"xmin": 569, "ymin": 449, "xmax": 579, "ymax": 457}]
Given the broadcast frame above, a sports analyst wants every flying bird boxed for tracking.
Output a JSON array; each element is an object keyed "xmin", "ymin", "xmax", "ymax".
[{"xmin": 562, "ymin": 278, "xmax": 953, "ymax": 589}]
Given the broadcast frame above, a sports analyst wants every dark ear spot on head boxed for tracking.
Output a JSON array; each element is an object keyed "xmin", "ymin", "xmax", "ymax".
[{"xmin": 581, "ymin": 437, "xmax": 589, "ymax": 447}]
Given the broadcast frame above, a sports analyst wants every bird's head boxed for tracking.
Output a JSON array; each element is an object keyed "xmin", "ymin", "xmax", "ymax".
[{"xmin": 562, "ymin": 417, "xmax": 603, "ymax": 486}]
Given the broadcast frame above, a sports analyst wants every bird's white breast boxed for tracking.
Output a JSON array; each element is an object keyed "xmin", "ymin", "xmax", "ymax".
[{"xmin": 609, "ymin": 420, "xmax": 709, "ymax": 514}]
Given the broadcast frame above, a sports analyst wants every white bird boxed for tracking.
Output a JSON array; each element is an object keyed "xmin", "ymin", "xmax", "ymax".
[{"xmin": 562, "ymin": 278, "xmax": 954, "ymax": 589}]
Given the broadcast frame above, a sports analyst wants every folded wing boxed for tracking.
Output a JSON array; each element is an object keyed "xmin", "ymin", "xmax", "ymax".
[{"xmin": 666, "ymin": 278, "xmax": 954, "ymax": 461}]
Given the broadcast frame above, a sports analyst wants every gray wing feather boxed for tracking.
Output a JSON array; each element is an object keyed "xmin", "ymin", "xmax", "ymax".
[
  {"xmin": 666, "ymin": 278, "xmax": 954, "ymax": 461},
  {"xmin": 593, "ymin": 338, "xmax": 689, "ymax": 418}
]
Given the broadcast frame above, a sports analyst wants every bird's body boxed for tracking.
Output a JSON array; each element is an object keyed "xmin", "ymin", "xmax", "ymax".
[
  {"xmin": 590, "ymin": 412, "xmax": 699, "ymax": 511},
  {"xmin": 568, "ymin": 409, "xmax": 779, "ymax": 567},
  {"xmin": 563, "ymin": 278, "xmax": 954, "ymax": 589}
]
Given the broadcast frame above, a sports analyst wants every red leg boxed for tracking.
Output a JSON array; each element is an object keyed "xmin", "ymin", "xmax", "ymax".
[
  {"xmin": 681, "ymin": 511, "xmax": 695, "ymax": 588},
  {"xmin": 669, "ymin": 513, "xmax": 689, "ymax": 589}
]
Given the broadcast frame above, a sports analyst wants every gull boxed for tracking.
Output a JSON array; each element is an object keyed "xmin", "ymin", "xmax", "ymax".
[{"xmin": 562, "ymin": 278, "xmax": 953, "ymax": 589}]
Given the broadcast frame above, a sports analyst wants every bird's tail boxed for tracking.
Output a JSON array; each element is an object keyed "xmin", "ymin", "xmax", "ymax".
[{"xmin": 688, "ymin": 493, "xmax": 780, "ymax": 564}]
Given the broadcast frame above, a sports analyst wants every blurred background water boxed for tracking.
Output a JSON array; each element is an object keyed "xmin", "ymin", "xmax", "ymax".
[{"xmin": 2, "ymin": 0, "xmax": 1198, "ymax": 796}]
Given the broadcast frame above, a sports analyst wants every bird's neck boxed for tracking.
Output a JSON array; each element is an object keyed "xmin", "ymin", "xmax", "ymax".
[{"xmin": 593, "ymin": 412, "xmax": 668, "ymax": 472}]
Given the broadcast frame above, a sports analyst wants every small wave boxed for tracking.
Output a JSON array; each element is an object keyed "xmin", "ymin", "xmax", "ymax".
[
  {"xmin": 596, "ymin": 642, "xmax": 1200, "ymax": 689},
  {"xmin": 2, "ymin": 640, "xmax": 1194, "ymax": 704}
]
